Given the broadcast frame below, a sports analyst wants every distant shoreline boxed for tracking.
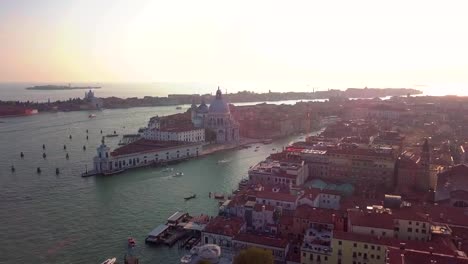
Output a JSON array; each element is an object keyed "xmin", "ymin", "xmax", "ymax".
[{"xmin": 26, "ymin": 85, "xmax": 101, "ymax": 90}]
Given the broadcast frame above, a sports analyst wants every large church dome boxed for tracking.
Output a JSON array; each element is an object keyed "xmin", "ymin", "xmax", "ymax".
[{"xmin": 208, "ymin": 87, "xmax": 230, "ymax": 114}]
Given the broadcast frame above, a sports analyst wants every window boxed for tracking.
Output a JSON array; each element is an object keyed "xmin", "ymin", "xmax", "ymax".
[
  {"xmin": 377, "ymin": 255, "xmax": 380, "ymax": 260},
  {"xmin": 382, "ymin": 232, "xmax": 386, "ymax": 236},
  {"xmin": 364, "ymin": 244, "xmax": 368, "ymax": 249},
  {"xmin": 371, "ymin": 254, "xmax": 374, "ymax": 259},
  {"xmin": 416, "ymin": 222, "xmax": 420, "ymax": 226},
  {"xmin": 370, "ymin": 230, "xmax": 374, "ymax": 235},
  {"xmin": 377, "ymin": 246, "xmax": 381, "ymax": 251},
  {"xmin": 353, "ymin": 243, "xmax": 357, "ymax": 248},
  {"xmin": 338, "ymin": 240, "xmax": 342, "ymax": 246},
  {"xmin": 302, "ymin": 252, "xmax": 306, "ymax": 257},
  {"xmin": 371, "ymin": 245, "xmax": 375, "ymax": 250},
  {"xmin": 309, "ymin": 254, "xmax": 313, "ymax": 260},
  {"xmin": 415, "ymin": 229, "xmax": 419, "ymax": 233},
  {"xmin": 358, "ymin": 252, "xmax": 362, "ymax": 257},
  {"xmin": 422, "ymin": 229, "xmax": 426, "ymax": 234},
  {"xmin": 407, "ymin": 228, "xmax": 412, "ymax": 232}
]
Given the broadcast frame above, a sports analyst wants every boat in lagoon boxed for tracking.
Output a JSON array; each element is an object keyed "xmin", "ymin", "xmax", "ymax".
[
  {"xmin": 162, "ymin": 167, "xmax": 174, "ymax": 173},
  {"xmin": 89, "ymin": 114, "xmax": 96, "ymax": 118},
  {"xmin": 184, "ymin": 194, "xmax": 196, "ymax": 200},
  {"xmin": 102, "ymin": 169, "xmax": 125, "ymax": 176},
  {"xmin": 216, "ymin": 159, "xmax": 230, "ymax": 164},
  {"xmin": 100, "ymin": 257, "xmax": 117, "ymax": 264},
  {"xmin": 174, "ymin": 172, "xmax": 184, "ymax": 177}
]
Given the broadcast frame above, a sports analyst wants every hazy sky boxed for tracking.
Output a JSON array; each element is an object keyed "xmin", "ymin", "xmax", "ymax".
[{"xmin": 1, "ymin": 0, "xmax": 467, "ymax": 91}]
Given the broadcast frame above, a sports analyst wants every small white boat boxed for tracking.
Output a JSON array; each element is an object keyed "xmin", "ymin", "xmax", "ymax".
[
  {"xmin": 89, "ymin": 114, "xmax": 96, "ymax": 118},
  {"xmin": 101, "ymin": 257, "xmax": 116, "ymax": 264},
  {"xmin": 174, "ymin": 172, "xmax": 184, "ymax": 177},
  {"xmin": 217, "ymin": 159, "xmax": 230, "ymax": 164},
  {"xmin": 162, "ymin": 167, "xmax": 174, "ymax": 172}
]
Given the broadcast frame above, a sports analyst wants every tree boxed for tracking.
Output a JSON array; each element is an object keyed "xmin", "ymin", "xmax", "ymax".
[{"xmin": 233, "ymin": 247, "xmax": 274, "ymax": 264}]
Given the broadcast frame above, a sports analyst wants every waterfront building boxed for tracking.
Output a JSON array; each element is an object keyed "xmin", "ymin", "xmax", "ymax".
[
  {"xmin": 93, "ymin": 139, "xmax": 202, "ymax": 174},
  {"xmin": 143, "ymin": 112, "xmax": 205, "ymax": 143},
  {"xmin": 248, "ymin": 152, "xmax": 309, "ymax": 187},
  {"xmin": 191, "ymin": 87, "xmax": 240, "ymax": 143},
  {"xmin": 201, "ymin": 216, "xmax": 245, "ymax": 252}
]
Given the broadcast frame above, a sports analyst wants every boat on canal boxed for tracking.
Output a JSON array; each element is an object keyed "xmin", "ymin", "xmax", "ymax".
[
  {"xmin": 184, "ymin": 194, "xmax": 196, "ymax": 200},
  {"xmin": 100, "ymin": 257, "xmax": 117, "ymax": 264}
]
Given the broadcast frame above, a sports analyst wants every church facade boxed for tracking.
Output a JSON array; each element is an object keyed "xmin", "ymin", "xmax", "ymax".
[{"xmin": 191, "ymin": 87, "xmax": 240, "ymax": 144}]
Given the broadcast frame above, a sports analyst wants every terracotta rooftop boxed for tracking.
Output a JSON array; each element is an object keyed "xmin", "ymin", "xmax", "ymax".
[
  {"xmin": 111, "ymin": 139, "xmax": 198, "ymax": 157},
  {"xmin": 294, "ymin": 204, "xmax": 336, "ymax": 224},
  {"xmin": 334, "ymin": 231, "xmax": 457, "ymax": 256},
  {"xmin": 326, "ymin": 147, "xmax": 394, "ymax": 158},
  {"xmin": 387, "ymin": 248, "xmax": 468, "ymax": 264},
  {"xmin": 203, "ymin": 216, "xmax": 244, "ymax": 236},
  {"xmin": 233, "ymin": 233, "xmax": 289, "ymax": 249},
  {"xmin": 451, "ymin": 190, "xmax": 468, "ymax": 201},
  {"xmin": 348, "ymin": 210, "xmax": 395, "ymax": 229},
  {"xmin": 415, "ymin": 205, "xmax": 468, "ymax": 227},
  {"xmin": 255, "ymin": 190, "xmax": 298, "ymax": 203}
]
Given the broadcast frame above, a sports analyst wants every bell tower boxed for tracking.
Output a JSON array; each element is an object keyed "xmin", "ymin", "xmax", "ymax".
[{"xmin": 418, "ymin": 138, "xmax": 431, "ymax": 191}]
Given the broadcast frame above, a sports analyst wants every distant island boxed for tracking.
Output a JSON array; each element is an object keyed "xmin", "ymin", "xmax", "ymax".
[
  {"xmin": 1, "ymin": 87, "xmax": 422, "ymax": 116},
  {"xmin": 26, "ymin": 85, "xmax": 101, "ymax": 90}
]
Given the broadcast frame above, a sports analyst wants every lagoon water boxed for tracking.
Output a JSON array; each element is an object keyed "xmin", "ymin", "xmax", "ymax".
[{"xmin": 0, "ymin": 104, "xmax": 315, "ymax": 264}]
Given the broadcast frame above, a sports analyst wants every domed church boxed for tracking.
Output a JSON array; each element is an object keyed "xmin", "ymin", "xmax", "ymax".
[{"xmin": 191, "ymin": 87, "xmax": 240, "ymax": 143}]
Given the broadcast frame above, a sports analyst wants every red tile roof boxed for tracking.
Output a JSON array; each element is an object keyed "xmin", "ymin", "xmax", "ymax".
[
  {"xmin": 348, "ymin": 210, "xmax": 395, "ymax": 229},
  {"xmin": 451, "ymin": 190, "xmax": 468, "ymax": 201},
  {"xmin": 387, "ymin": 248, "xmax": 468, "ymax": 264},
  {"xmin": 203, "ymin": 216, "xmax": 244, "ymax": 236},
  {"xmin": 334, "ymin": 231, "xmax": 456, "ymax": 256},
  {"xmin": 233, "ymin": 233, "xmax": 289, "ymax": 249},
  {"xmin": 415, "ymin": 205, "xmax": 468, "ymax": 227},
  {"xmin": 255, "ymin": 190, "xmax": 298, "ymax": 203},
  {"xmin": 294, "ymin": 204, "xmax": 336, "ymax": 224},
  {"xmin": 111, "ymin": 139, "xmax": 198, "ymax": 156}
]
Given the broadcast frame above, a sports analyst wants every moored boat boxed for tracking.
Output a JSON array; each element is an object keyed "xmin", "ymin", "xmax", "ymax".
[
  {"xmin": 102, "ymin": 169, "xmax": 125, "ymax": 176},
  {"xmin": 100, "ymin": 257, "xmax": 116, "ymax": 264}
]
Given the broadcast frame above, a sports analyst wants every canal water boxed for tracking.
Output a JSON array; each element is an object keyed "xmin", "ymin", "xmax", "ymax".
[{"xmin": 0, "ymin": 104, "xmax": 315, "ymax": 264}]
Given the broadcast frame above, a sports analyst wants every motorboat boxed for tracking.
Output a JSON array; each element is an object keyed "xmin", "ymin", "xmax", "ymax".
[
  {"xmin": 101, "ymin": 258, "xmax": 116, "ymax": 264},
  {"xmin": 174, "ymin": 172, "xmax": 184, "ymax": 177},
  {"xmin": 89, "ymin": 114, "xmax": 96, "ymax": 118},
  {"xmin": 162, "ymin": 167, "xmax": 174, "ymax": 172},
  {"xmin": 217, "ymin": 159, "xmax": 230, "ymax": 164},
  {"xmin": 176, "ymin": 106, "xmax": 183, "ymax": 110},
  {"xmin": 184, "ymin": 194, "xmax": 196, "ymax": 200}
]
